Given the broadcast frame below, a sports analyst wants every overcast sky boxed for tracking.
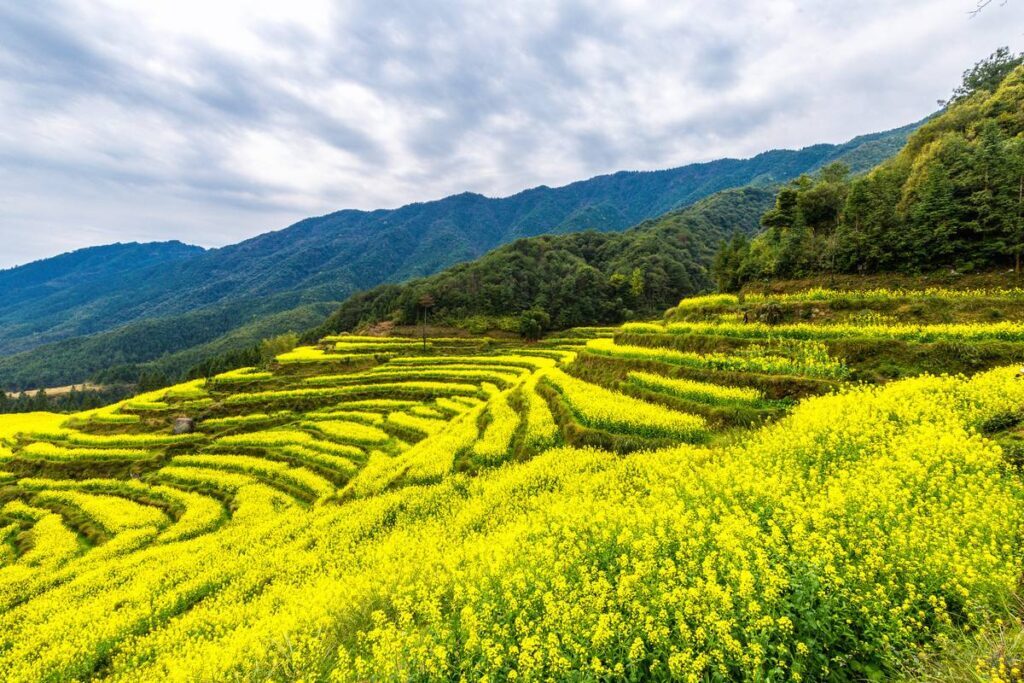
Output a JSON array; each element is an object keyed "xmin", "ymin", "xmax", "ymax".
[{"xmin": 1, "ymin": 0, "xmax": 1023, "ymax": 268}]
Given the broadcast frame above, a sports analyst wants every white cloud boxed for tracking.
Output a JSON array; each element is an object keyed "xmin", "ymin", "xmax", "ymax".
[{"xmin": 1, "ymin": 0, "xmax": 1022, "ymax": 267}]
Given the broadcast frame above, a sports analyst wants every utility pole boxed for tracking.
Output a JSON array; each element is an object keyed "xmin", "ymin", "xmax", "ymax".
[{"xmin": 418, "ymin": 294, "xmax": 435, "ymax": 351}]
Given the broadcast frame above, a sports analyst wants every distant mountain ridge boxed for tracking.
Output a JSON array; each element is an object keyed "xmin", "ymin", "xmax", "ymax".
[
  {"xmin": 312, "ymin": 187, "xmax": 776, "ymax": 339},
  {"xmin": 0, "ymin": 241, "xmax": 204, "ymax": 354},
  {"xmin": 0, "ymin": 118, "xmax": 924, "ymax": 389}
]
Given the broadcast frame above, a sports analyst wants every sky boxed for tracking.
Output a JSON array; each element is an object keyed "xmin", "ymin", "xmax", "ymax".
[{"xmin": 1, "ymin": 0, "xmax": 1023, "ymax": 269}]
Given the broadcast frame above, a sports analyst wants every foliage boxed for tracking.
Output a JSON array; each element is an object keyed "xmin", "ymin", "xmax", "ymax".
[
  {"xmin": 0, "ymin": 350, "xmax": 1021, "ymax": 680},
  {"xmin": 626, "ymin": 371, "xmax": 765, "ymax": 405},
  {"xmin": 0, "ymin": 385, "xmax": 134, "ymax": 415},
  {"xmin": 313, "ymin": 188, "xmax": 776, "ymax": 337},
  {"xmin": 665, "ymin": 319, "xmax": 1024, "ymax": 343},
  {"xmin": 544, "ymin": 367, "xmax": 708, "ymax": 440},
  {"xmin": 714, "ymin": 60, "xmax": 1024, "ymax": 288},
  {"xmin": 585, "ymin": 338, "xmax": 850, "ymax": 379},
  {"xmin": 946, "ymin": 46, "xmax": 1024, "ymax": 106},
  {"xmin": 0, "ymin": 121, "xmax": 919, "ymax": 391}
]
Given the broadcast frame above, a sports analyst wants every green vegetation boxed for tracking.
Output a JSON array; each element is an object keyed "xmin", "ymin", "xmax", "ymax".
[
  {"xmin": 314, "ymin": 188, "xmax": 775, "ymax": 337},
  {"xmin": 9, "ymin": 49, "xmax": 1024, "ymax": 682},
  {"xmin": 0, "ymin": 385, "xmax": 134, "ymax": 415},
  {"xmin": 714, "ymin": 54, "xmax": 1024, "ymax": 289},
  {"xmin": 0, "ymin": 120, "xmax": 921, "ymax": 392}
]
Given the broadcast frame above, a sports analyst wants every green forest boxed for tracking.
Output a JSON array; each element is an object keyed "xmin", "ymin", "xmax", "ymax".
[
  {"xmin": 714, "ymin": 50, "xmax": 1024, "ymax": 290},
  {"xmin": 312, "ymin": 188, "xmax": 773, "ymax": 340}
]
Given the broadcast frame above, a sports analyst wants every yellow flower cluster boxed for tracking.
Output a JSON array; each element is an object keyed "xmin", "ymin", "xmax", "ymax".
[
  {"xmin": 86, "ymin": 413, "xmax": 140, "ymax": 425},
  {"xmin": 162, "ymin": 380, "xmax": 209, "ymax": 400},
  {"xmin": 586, "ymin": 337, "xmax": 848, "ymax": 379},
  {"xmin": 31, "ymin": 490, "xmax": 168, "ymax": 534},
  {"xmin": 385, "ymin": 411, "xmax": 448, "ymax": 437},
  {"xmin": 275, "ymin": 346, "xmax": 371, "ymax": 364},
  {"xmin": 214, "ymin": 427, "xmax": 366, "ymax": 457},
  {"xmin": 675, "ymin": 286, "xmax": 1024, "ymax": 310},
  {"xmin": 627, "ymin": 371, "xmax": 764, "ymax": 405},
  {"xmin": 323, "ymin": 335, "xmax": 494, "ymax": 344},
  {"xmin": 304, "ymin": 367, "xmax": 523, "ymax": 387},
  {"xmin": 544, "ymin": 368, "xmax": 707, "ymax": 440},
  {"xmin": 305, "ymin": 420, "xmax": 391, "ymax": 446},
  {"xmin": 26, "ymin": 430, "xmax": 203, "ymax": 448},
  {"xmin": 666, "ymin": 319, "xmax": 1024, "ymax": 343},
  {"xmin": 522, "ymin": 371, "xmax": 559, "ymax": 451},
  {"xmin": 1, "ymin": 324, "xmax": 1023, "ymax": 681},
  {"xmin": 16, "ymin": 478, "xmax": 225, "ymax": 543},
  {"xmin": 198, "ymin": 412, "xmax": 288, "ymax": 430},
  {"xmin": 7, "ymin": 442, "xmax": 153, "ymax": 462},
  {"xmin": 209, "ymin": 367, "xmax": 274, "ymax": 383},
  {"xmin": 388, "ymin": 354, "xmax": 557, "ymax": 370},
  {"xmin": 169, "ymin": 454, "xmax": 335, "ymax": 501},
  {"xmin": 472, "ymin": 389, "xmax": 520, "ymax": 462},
  {"xmin": 0, "ymin": 412, "xmax": 67, "ymax": 441},
  {"xmin": 223, "ymin": 380, "xmax": 481, "ymax": 405}
]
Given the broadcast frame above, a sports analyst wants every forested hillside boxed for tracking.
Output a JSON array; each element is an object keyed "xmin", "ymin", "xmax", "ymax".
[
  {"xmin": 0, "ymin": 122, "xmax": 918, "ymax": 391},
  {"xmin": 714, "ymin": 51, "xmax": 1024, "ymax": 289},
  {"xmin": 0, "ymin": 242, "xmax": 203, "ymax": 355},
  {"xmin": 314, "ymin": 188, "xmax": 774, "ymax": 339}
]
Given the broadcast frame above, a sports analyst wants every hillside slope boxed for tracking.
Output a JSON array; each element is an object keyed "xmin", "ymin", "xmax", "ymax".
[
  {"xmin": 0, "ymin": 121, "xmax": 922, "ymax": 392},
  {"xmin": 0, "ymin": 242, "xmax": 204, "ymax": 355},
  {"xmin": 314, "ymin": 187, "xmax": 774, "ymax": 337},
  {"xmin": 713, "ymin": 62, "xmax": 1024, "ymax": 287},
  {"xmin": 0, "ymin": 122, "xmax": 918, "ymax": 369},
  {"xmin": 1, "ymin": 291, "xmax": 1023, "ymax": 679}
]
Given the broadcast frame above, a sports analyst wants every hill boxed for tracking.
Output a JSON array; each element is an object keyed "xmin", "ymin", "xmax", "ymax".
[
  {"xmin": 713, "ymin": 58, "xmax": 1024, "ymax": 288},
  {"xmin": 0, "ymin": 241, "xmax": 204, "ymax": 356},
  {"xmin": 313, "ymin": 187, "xmax": 774, "ymax": 338},
  {"xmin": 1, "ymin": 283, "xmax": 1023, "ymax": 679},
  {"xmin": 0, "ymin": 121, "xmax": 921, "ymax": 391}
]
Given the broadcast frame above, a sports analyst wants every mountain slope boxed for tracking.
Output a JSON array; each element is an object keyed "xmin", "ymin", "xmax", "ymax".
[
  {"xmin": 0, "ymin": 241, "xmax": 204, "ymax": 355},
  {"xmin": 0, "ymin": 120, "xmax": 921, "ymax": 390},
  {"xmin": 712, "ymin": 64, "xmax": 1024, "ymax": 286},
  {"xmin": 313, "ymin": 187, "xmax": 775, "ymax": 337}
]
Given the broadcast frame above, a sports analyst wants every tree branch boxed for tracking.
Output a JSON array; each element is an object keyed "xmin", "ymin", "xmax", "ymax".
[{"xmin": 970, "ymin": 0, "xmax": 1009, "ymax": 17}]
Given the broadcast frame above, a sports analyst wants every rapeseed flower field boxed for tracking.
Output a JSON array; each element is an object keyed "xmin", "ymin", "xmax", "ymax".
[{"xmin": 0, "ymin": 311, "xmax": 1023, "ymax": 681}]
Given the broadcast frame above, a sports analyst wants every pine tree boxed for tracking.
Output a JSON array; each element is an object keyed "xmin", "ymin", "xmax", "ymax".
[
  {"xmin": 908, "ymin": 163, "xmax": 958, "ymax": 269},
  {"xmin": 1008, "ymin": 137, "xmax": 1024, "ymax": 272}
]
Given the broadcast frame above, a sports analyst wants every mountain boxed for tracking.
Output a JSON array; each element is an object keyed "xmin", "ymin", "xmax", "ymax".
[
  {"xmin": 714, "ymin": 63, "xmax": 1024, "ymax": 287},
  {"xmin": 0, "ymin": 241, "xmax": 204, "ymax": 355},
  {"xmin": 0, "ymin": 120, "xmax": 922, "ymax": 390},
  {"xmin": 312, "ymin": 187, "xmax": 774, "ymax": 338}
]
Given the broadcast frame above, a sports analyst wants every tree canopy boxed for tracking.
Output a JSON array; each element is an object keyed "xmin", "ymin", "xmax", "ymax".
[{"xmin": 715, "ymin": 58, "xmax": 1024, "ymax": 290}]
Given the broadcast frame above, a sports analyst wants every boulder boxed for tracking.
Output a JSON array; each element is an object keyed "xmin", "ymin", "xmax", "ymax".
[{"xmin": 172, "ymin": 417, "xmax": 195, "ymax": 435}]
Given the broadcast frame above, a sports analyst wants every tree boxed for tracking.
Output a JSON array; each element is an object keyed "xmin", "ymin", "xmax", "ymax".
[
  {"xmin": 711, "ymin": 234, "xmax": 754, "ymax": 292},
  {"xmin": 259, "ymin": 332, "xmax": 299, "ymax": 366},
  {"xmin": 629, "ymin": 267, "xmax": 645, "ymax": 301},
  {"xmin": 945, "ymin": 47, "xmax": 1023, "ymax": 106},
  {"xmin": 31, "ymin": 389, "xmax": 50, "ymax": 411},
  {"xmin": 907, "ymin": 163, "xmax": 957, "ymax": 269},
  {"xmin": 963, "ymin": 122, "xmax": 1014, "ymax": 264},
  {"xmin": 761, "ymin": 187, "xmax": 799, "ymax": 234},
  {"xmin": 518, "ymin": 308, "xmax": 551, "ymax": 341},
  {"xmin": 137, "ymin": 369, "xmax": 169, "ymax": 392},
  {"xmin": 970, "ymin": 1, "xmax": 1015, "ymax": 17},
  {"xmin": 1007, "ymin": 136, "xmax": 1024, "ymax": 271}
]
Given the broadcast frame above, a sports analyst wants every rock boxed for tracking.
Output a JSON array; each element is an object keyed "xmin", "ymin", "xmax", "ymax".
[
  {"xmin": 752, "ymin": 303, "xmax": 783, "ymax": 325},
  {"xmin": 172, "ymin": 417, "xmax": 195, "ymax": 434}
]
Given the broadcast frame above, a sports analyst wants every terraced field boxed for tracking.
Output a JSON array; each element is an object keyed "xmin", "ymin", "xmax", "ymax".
[{"xmin": 2, "ymin": 296, "xmax": 1024, "ymax": 680}]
